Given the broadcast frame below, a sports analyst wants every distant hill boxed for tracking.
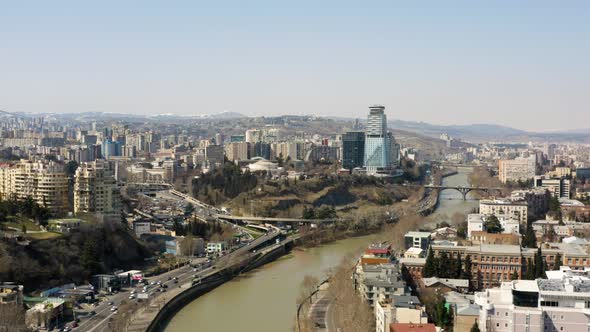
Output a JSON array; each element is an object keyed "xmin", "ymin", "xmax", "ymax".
[{"xmin": 387, "ymin": 119, "xmax": 589, "ymax": 143}]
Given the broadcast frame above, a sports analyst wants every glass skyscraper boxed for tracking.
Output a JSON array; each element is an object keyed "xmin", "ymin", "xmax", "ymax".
[
  {"xmin": 363, "ymin": 105, "xmax": 394, "ymax": 174},
  {"xmin": 342, "ymin": 131, "xmax": 365, "ymax": 170}
]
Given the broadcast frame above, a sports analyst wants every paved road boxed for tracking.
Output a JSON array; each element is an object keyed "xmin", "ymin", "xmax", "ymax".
[
  {"xmin": 76, "ymin": 229, "xmax": 281, "ymax": 332},
  {"xmin": 75, "ymin": 263, "xmax": 198, "ymax": 332}
]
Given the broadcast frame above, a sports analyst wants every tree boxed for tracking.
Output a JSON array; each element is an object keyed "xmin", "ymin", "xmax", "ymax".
[
  {"xmin": 470, "ymin": 322, "xmax": 481, "ymax": 332},
  {"xmin": 522, "ymin": 225, "xmax": 537, "ymax": 248},
  {"xmin": 511, "ymin": 270, "xmax": 519, "ymax": 280},
  {"xmin": 438, "ymin": 251, "xmax": 450, "ymax": 278},
  {"xmin": 65, "ymin": 160, "xmax": 79, "ymax": 177},
  {"xmin": 453, "ymin": 253, "xmax": 462, "ymax": 279},
  {"xmin": 462, "ymin": 255, "xmax": 473, "ymax": 290},
  {"xmin": 424, "ymin": 249, "xmax": 438, "ymax": 278},
  {"xmin": 525, "ymin": 258, "xmax": 535, "ymax": 280},
  {"xmin": 535, "ymin": 247, "xmax": 544, "ymax": 279},
  {"xmin": 484, "ymin": 215, "xmax": 504, "ymax": 234},
  {"xmin": 553, "ymin": 253, "xmax": 562, "ymax": 270},
  {"xmin": 184, "ymin": 203, "xmax": 195, "ymax": 218}
]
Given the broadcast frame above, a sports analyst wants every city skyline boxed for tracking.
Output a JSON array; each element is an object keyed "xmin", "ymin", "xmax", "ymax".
[{"xmin": 1, "ymin": 1, "xmax": 589, "ymax": 131}]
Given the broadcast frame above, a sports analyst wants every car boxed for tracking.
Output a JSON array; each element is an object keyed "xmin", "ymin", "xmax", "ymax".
[
  {"xmin": 107, "ymin": 301, "xmax": 114, "ymax": 306},
  {"xmin": 156, "ymin": 281, "xmax": 162, "ymax": 285},
  {"xmin": 150, "ymin": 281, "xmax": 155, "ymax": 285},
  {"xmin": 167, "ymin": 276, "xmax": 172, "ymax": 280},
  {"xmin": 110, "ymin": 306, "xmax": 117, "ymax": 311},
  {"xmin": 90, "ymin": 310, "xmax": 96, "ymax": 316},
  {"xmin": 129, "ymin": 295, "xmax": 135, "ymax": 299},
  {"xmin": 174, "ymin": 277, "xmax": 178, "ymax": 280}
]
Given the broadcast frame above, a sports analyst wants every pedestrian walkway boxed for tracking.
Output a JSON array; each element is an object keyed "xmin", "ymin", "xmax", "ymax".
[{"xmin": 308, "ymin": 283, "xmax": 332, "ymax": 331}]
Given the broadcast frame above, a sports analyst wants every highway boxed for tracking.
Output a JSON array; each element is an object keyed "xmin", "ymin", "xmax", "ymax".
[{"xmin": 76, "ymin": 229, "xmax": 281, "ymax": 332}]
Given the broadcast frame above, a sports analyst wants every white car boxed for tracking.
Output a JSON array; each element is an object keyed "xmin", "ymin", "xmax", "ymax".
[{"xmin": 110, "ymin": 306, "xmax": 117, "ymax": 311}]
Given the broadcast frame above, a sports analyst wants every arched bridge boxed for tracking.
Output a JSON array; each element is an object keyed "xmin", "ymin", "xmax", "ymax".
[{"xmin": 424, "ymin": 185, "xmax": 504, "ymax": 200}]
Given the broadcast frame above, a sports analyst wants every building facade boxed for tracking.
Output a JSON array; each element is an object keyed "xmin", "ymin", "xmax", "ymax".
[
  {"xmin": 74, "ymin": 160, "xmax": 121, "ymax": 219},
  {"xmin": 342, "ymin": 131, "xmax": 365, "ymax": 170}
]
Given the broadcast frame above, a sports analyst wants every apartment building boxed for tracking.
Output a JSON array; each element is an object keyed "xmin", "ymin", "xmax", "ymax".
[
  {"xmin": 498, "ymin": 156, "xmax": 536, "ymax": 183},
  {"xmin": 375, "ymin": 295, "xmax": 427, "ymax": 332},
  {"xmin": 533, "ymin": 176, "xmax": 571, "ymax": 199},
  {"xmin": 0, "ymin": 160, "xmax": 68, "ymax": 214},
  {"xmin": 510, "ymin": 188, "xmax": 549, "ymax": 218},
  {"xmin": 225, "ymin": 141, "xmax": 249, "ymax": 161},
  {"xmin": 475, "ymin": 267, "xmax": 590, "ymax": 332},
  {"xmin": 74, "ymin": 160, "xmax": 121, "ymax": 218},
  {"xmin": 479, "ymin": 199, "xmax": 528, "ymax": 224},
  {"xmin": 356, "ymin": 263, "xmax": 407, "ymax": 307}
]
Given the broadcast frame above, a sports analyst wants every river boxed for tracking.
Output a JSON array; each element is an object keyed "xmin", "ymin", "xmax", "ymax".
[{"xmin": 165, "ymin": 167, "xmax": 477, "ymax": 332}]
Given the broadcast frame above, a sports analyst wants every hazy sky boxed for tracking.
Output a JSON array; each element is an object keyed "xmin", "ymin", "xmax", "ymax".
[{"xmin": 1, "ymin": 1, "xmax": 589, "ymax": 131}]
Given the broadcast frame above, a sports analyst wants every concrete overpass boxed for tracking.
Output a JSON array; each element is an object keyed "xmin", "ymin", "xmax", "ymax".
[{"xmin": 215, "ymin": 214, "xmax": 337, "ymax": 224}]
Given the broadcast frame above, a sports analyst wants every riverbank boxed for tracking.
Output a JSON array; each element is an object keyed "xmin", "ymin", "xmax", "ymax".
[{"xmin": 165, "ymin": 168, "xmax": 476, "ymax": 332}]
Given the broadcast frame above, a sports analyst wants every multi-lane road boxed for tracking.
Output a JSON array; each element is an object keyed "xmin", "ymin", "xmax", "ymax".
[
  {"xmin": 75, "ymin": 263, "xmax": 199, "ymax": 332},
  {"xmin": 76, "ymin": 228, "xmax": 281, "ymax": 332}
]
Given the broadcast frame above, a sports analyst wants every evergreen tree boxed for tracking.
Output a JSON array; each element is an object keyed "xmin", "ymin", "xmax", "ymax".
[
  {"xmin": 553, "ymin": 253, "xmax": 562, "ymax": 270},
  {"xmin": 522, "ymin": 225, "xmax": 537, "ymax": 248},
  {"xmin": 470, "ymin": 322, "xmax": 481, "ymax": 332},
  {"xmin": 454, "ymin": 253, "xmax": 463, "ymax": 279},
  {"xmin": 463, "ymin": 255, "xmax": 473, "ymax": 291},
  {"xmin": 484, "ymin": 215, "xmax": 504, "ymax": 234},
  {"xmin": 424, "ymin": 249, "xmax": 438, "ymax": 278},
  {"xmin": 511, "ymin": 270, "xmax": 519, "ymax": 280},
  {"xmin": 438, "ymin": 251, "xmax": 450, "ymax": 278},
  {"xmin": 535, "ymin": 247, "xmax": 544, "ymax": 279},
  {"xmin": 525, "ymin": 258, "xmax": 535, "ymax": 280}
]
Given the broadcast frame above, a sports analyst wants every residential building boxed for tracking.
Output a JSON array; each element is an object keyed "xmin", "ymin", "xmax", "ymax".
[
  {"xmin": 74, "ymin": 160, "xmax": 121, "ymax": 219},
  {"xmin": 469, "ymin": 231, "xmax": 520, "ymax": 245},
  {"xmin": 467, "ymin": 213, "xmax": 520, "ymax": 238},
  {"xmin": 356, "ymin": 263, "xmax": 407, "ymax": 307},
  {"xmin": 479, "ymin": 199, "xmax": 528, "ymax": 224},
  {"xmin": 421, "ymin": 277, "xmax": 469, "ymax": 293},
  {"xmin": 207, "ymin": 241, "xmax": 226, "ymax": 254},
  {"xmin": 133, "ymin": 221, "xmax": 151, "ymax": 237},
  {"xmin": 533, "ymin": 176, "xmax": 571, "ymax": 198},
  {"xmin": 375, "ymin": 296, "xmax": 428, "ymax": 332},
  {"xmin": 475, "ymin": 267, "xmax": 590, "ymax": 332},
  {"xmin": 498, "ymin": 156, "xmax": 537, "ymax": 183},
  {"xmin": 342, "ymin": 131, "xmax": 365, "ymax": 170},
  {"xmin": 510, "ymin": 188, "xmax": 549, "ymax": 218},
  {"xmin": 404, "ymin": 231, "xmax": 432, "ymax": 252},
  {"xmin": 0, "ymin": 283, "xmax": 24, "ymax": 305},
  {"xmin": 205, "ymin": 145, "xmax": 225, "ymax": 166},
  {"xmin": 389, "ymin": 323, "xmax": 436, "ymax": 332},
  {"xmin": 225, "ymin": 141, "xmax": 249, "ymax": 161},
  {"xmin": 0, "ymin": 160, "xmax": 69, "ymax": 214},
  {"xmin": 47, "ymin": 218, "xmax": 83, "ymax": 233}
]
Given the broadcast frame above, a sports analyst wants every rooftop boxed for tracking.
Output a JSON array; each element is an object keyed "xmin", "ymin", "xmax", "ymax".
[{"xmin": 405, "ymin": 231, "xmax": 431, "ymax": 238}]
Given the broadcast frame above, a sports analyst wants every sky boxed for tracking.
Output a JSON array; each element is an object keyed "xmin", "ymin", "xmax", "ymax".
[{"xmin": 0, "ymin": 1, "xmax": 589, "ymax": 132}]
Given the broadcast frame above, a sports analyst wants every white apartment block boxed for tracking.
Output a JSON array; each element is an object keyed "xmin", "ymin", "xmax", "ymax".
[
  {"xmin": 475, "ymin": 267, "xmax": 590, "ymax": 332},
  {"xmin": 467, "ymin": 214, "xmax": 520, "ymax": 239},
  {"xmin": 479, "ymin": 199, "xmax": 528, "ymax": 224},
  {"xmin": 0, "ymin": 160, "xmax": 69, "ymax": 214},
  {"xmin": 498, "ymin": 156, "xmax": 537, "ymax": 184},
  {"xmin": 74, "ymin": 160, "xmax": 120, "ymax": 218}
]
